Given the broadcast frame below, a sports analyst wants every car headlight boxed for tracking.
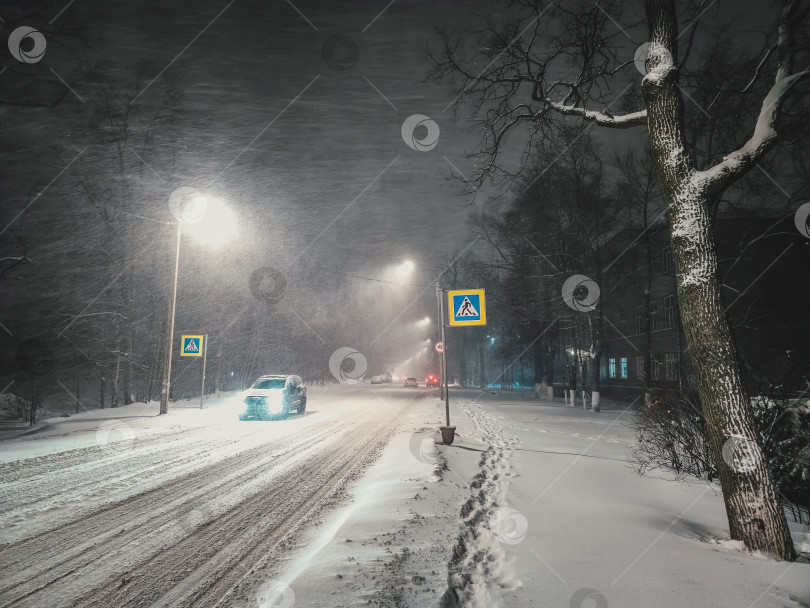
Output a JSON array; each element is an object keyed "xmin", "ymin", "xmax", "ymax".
[{"xmin": 266, "ymin": 392, "xmax": 285, "ymax": 413}]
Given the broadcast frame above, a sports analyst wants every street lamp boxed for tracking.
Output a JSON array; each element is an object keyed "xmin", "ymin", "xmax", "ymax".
[
  {"xmin": 398, "ymin": 260, "xmax": 415, "ymax": 274},
  {"xmin": 160, "ymin": 188, "xmax": 235, "ymax": 415},
  {"xmin": 398, "ymin": 258, "xmax": 450, "ymax": 426}
]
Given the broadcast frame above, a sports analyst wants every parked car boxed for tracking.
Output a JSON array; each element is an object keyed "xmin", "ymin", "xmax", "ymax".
[
  {"xmin": 425, "ymin": 374, "xmax": 439, "ymax": 388},
  {"xmin": 238, "ymin": 375, "xmax": 307, "ymax": 420},
  {"xmin": 404, "ymin": 377, "xmax": 418, "ymax": 387}
]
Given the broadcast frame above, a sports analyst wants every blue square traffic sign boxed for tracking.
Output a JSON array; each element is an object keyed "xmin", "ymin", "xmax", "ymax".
[{"xmin": 448, "ymin": 289, "xmax": 486, "ymax": 326}]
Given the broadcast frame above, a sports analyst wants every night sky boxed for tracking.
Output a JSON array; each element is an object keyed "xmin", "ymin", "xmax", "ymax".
[
  {"xmin": 0, "ymin": 0, "xmax": 800, "ymax": 375},
  {"xmin": 1, "ymin": 0, "xmax": 507, "ymax": 371}
]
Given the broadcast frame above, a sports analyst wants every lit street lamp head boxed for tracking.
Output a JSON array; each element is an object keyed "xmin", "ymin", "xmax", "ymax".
[
  {"xmin": 179, "ymin": 194, "xmax": 207, "ymax": 224},
  {"xmin": 169, "ymin": 186, "xmax": 205, "ymax": 223},
  {"xmin": 185, "ymin": 197, "xmax": 237, "ymax": 246}
]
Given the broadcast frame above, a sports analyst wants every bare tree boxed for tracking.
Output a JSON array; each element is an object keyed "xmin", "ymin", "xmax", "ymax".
[
  {"xmin": 477, "ymin": 129, "xmax": 619, "ymax": 407},
  {"xmin": 430, "ymin": 0, "xmax": 808, "ymax": 559}
]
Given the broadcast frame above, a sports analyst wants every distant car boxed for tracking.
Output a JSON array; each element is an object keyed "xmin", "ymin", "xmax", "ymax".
[
  {"xmin": 239, "ymin": 375, "xmax": 306, "ymax": 420},
  {"xmin": 425, "ymin": 374, "xmax": 439, "ymax": 388},
  {"xmin": 370, "ymin": 375, "xmax": 383, "ymax": 384},
  {"xmin": 404, "ymin": 377, "xmax": 418, "ymax": 387},
  {"xmin": 382, "ymin": 373, "xmax": 393, "ymax": 383}
]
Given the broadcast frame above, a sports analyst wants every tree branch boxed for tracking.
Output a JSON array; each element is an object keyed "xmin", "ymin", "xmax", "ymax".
[{"xmin": 698, "ymin": 0, "xmax": 809, "ymax": 194}]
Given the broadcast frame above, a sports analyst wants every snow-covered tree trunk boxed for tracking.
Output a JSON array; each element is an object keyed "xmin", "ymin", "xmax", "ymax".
[
  {"xmin": 642, "ymin": 0, "xmax": 796, "ymax": 560},
  {"xmin": 432, "ymin": 0, "xmax": 806, "ymax": 561}
]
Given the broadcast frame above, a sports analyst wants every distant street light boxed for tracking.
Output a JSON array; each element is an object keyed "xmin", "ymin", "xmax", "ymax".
[
  {"xmin": 399, "ymin": 260, "xmax": 415, "ymax": 274},
  {"xmin": 160, "ymin": 189, "xmax": 234, "ymax": 415}
]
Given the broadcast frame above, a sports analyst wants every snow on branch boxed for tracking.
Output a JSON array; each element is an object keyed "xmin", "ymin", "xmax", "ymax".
[
  {"xmin": 698, "ymin": 0, "xmax": 809, "ymax": 194},
  {"xmin": 545, "ymin": 99, "xmax": 647, "ymax": 128}
]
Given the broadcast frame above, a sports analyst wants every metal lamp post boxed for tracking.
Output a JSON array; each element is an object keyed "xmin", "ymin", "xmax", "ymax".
[
  {"xmin": 401, "ymin": 260, "xmax": 453, "ymax": 439},
  {"xmin": 436, "ymin": 280, "xmax": 449, "ymax": 426},
  {"xmin": 159, "ymin": 191, "xmax": 209, "ymax": 416},
  {"xmin": 159, "ymin": 219, "xmax": 183, "ymax": 415}
]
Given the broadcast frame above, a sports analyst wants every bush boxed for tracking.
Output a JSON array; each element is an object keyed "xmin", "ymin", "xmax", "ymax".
[
  {"xmin": 630, "ymin": 389, "xmax": 715, "ymax": 481},
  {"xmin": 629, "ymin": 388, "xmax": 810, "ymax": 522},
  {"xmin": 0, "ymin": 392, "xmax": 36, "ymax": 422}
]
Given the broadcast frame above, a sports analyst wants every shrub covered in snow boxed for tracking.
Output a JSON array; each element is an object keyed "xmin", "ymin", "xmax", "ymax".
[
  {"xmin": 630, "ymin": 389, "xmax": 715, "ymax": 481},
  {"xmin": 630, "ymin": 389, "xmax": 810, "ymax": 523},
  {"xmin": 0, "ymin": 392, "xmax": 35, "ymax": 422}
]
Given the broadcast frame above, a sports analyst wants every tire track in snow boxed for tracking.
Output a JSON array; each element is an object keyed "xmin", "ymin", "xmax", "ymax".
[
  {"xmin": 0, "ymin": 424, "xmax": 294, "ymax": 542},
  {"xmin": 0, "ymin": 393, "xmax": 415, "ymax": 608},
  {"xmin": 0, "ymin": 416, "xmax": 355, "ymax": 606}
]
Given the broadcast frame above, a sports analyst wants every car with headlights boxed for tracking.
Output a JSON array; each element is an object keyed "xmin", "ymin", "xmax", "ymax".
[
  {"xmin": 404, "ymin": 377, "xmax": 418, "ymax": 387},
  {"xmin": 424, "ymin": 374, "xmax": 439, "ymax": 388},
  {"xmin": 238, "ymin": 375, "xmax": 306, "ymax": 420}
]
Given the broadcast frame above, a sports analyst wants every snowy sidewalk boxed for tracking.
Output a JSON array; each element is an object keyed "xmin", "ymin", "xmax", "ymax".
[
  {"xmin": 0, "ymin": 391, "xmax": 242, "ymax": 461},
  {"xmin": 444, "ymin": 389, "xmax": 810, "ymax": 608},
  {"xmin": 272, "ymin": 388, "xmax": 809, "ymax": 608}
]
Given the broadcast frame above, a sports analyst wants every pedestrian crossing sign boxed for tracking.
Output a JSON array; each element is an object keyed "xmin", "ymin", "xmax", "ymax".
[
  {"xmin": 181, "ymin": 335, "xmax": 204, "ymax": 357},
  {"xmin": 448, "ymin": 289, "xmax": 486, "ymax": 326}
]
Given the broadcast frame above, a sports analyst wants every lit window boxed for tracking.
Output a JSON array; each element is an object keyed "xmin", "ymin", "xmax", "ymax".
[
  {"xmin": 620, "ymin": 357, "xmax": 628, "ymax": 379},
  {"xmin": 608, "ymin": 357, "xmax": 617, "ymax": 379}
]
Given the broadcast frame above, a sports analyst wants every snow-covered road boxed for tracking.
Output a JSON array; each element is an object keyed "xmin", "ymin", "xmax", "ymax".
[
  {"xmin": 2, "ymin": 387, "xmax": 808, "ymax": 608},
  {"xmin": 0, "ymin": 384, "xmax": 425, "ymax": 608}
]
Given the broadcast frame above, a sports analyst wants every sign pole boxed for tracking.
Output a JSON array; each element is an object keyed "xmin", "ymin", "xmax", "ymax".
[
  {"xmin": 438, "ymin": 283, "xmax": 450, "ymax": 426},
  {"xmin": 200, "ymin": 334, "xmax": 208, "ymax": 409}
]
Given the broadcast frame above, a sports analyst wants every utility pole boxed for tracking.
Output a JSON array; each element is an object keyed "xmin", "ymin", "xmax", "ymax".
[
  {"xmin": 435, "ymin": 282, "xmax": 443, "ymax": 399},
  {"xmin": 160, "ymin": 220, "xmax": 182, "ymax": 415},
  {"xmin": 200, "ymin": 334, "xmax": 208, "ymax": 409},
  {"xmin": 436, "ymin": 281, "xmax": 449, "ymax": 426}
]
